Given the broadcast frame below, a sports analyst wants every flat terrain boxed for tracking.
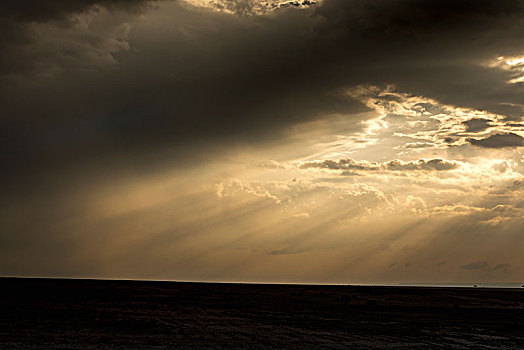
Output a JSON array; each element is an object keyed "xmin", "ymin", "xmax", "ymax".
[{"xmin": 1, "ymin": 278, "xmax": 523, "ymax": 349}]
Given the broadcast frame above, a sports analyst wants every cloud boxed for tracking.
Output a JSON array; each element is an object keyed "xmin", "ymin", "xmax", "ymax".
[
  {"xmin": 468, "ymin": 133, "xmax": 524, "ymax": 148},
  {"xmin": 0, "ymin": 1, "xmax": 147, "ymax": 22},
  {"xmin": 1, "ymin": 0, "xmax": 524, "ymax": 188},
  {"xmin": 493, "ymin": 263, "xmax": 511, "ymax": 271},
  {"xmin": 0, "ymin": 1, "xmax": 149, "ymax": 76},
  {"xmin": 460, "ymin": 261, "xmax": 490, "ymax": 270},
  {"xmin": 348, "ymin": 85, "xmax": 523, "ymax": 152},
  {"xmin": 387, "ymin": 159, "xmax": 459, "ymax": 171},
  {"xmin": 300, "ymin": 158, "xmax": 376, "ymax": 171},
  {"xmin": 258, "ymin": 160, "xmax": 289, "ymax": 169},
  {"xmin": 506, "ymin": 180, "xmax": 523, "ymax": 192},
  {"xmin": 462, "ymin": 118, "xmax": 493, "ymax": 133},
  {"xmin": 268, "ymin": 246, "xmax": 309, "ymax": 255},
  {"xmin": 459, "ymin": 261, "xmax": 513, "ymax": 272},
  {"xmin": 183, "ymin": 0, "xmax": 320, "ymax": 15},
  {"xmin": 300, "ymin": 158, "xmax": 460, "ymax": 173}
]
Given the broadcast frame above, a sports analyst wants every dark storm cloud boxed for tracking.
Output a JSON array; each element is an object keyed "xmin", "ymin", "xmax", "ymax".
[
  {"xmin": 468, "ymin": 133, "xmax": 524, "ymax": 148},
  {"xmin": 1, "ymin": 0, "xmax": 524, "ymax": 184},
  {"xmin": 0, "ymin": 1, "xmax": 148, "ymax": 21},
  {"xmin": 0, "ymin": 1, "xmax": 149, "ymax": 74}
]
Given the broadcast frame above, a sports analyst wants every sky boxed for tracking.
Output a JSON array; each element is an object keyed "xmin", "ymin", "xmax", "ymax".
[{"xmin": 1, "ymin": 0, "xmax": 523, "ymax": 284}]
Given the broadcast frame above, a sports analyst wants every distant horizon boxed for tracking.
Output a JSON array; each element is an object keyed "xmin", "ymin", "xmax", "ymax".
[{"xmin": 1, "ymin": 276, "xmax": 522, "ymax": 289}]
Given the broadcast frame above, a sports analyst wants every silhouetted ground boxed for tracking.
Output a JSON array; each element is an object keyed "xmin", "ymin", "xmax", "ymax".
[{"xmin": 1, "ymin": 278, "xmax": 523, "ymax": 349}]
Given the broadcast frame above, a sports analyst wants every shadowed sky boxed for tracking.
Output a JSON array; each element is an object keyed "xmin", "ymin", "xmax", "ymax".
[{"xmin": 1, "ymin": 0, "xmax": 523, "ymax": 284}]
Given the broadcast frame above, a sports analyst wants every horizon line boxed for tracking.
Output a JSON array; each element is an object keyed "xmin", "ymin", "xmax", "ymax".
[{"xmin": 1, "ymin": 275, "xmax": 522, "ymax": 289}]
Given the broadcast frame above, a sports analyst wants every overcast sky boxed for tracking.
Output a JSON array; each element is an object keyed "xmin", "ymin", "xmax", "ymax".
[{"xmin": 1, "ymin": 0, "xmax": 523, "ymax": 284}]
